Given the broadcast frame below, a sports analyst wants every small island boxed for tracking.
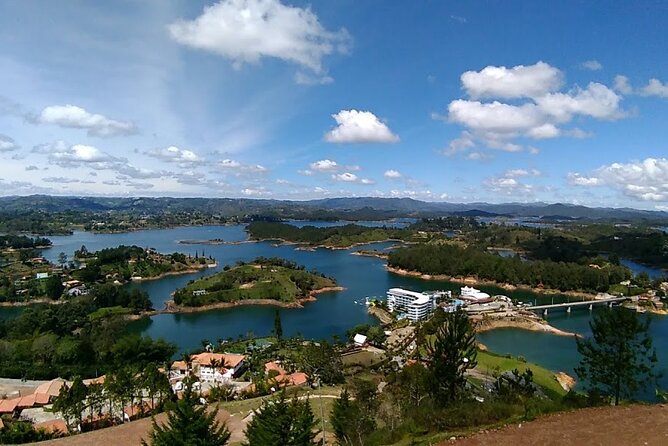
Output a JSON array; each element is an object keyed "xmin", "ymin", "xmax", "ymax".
[{"xmin": 170, "ymin": 257, "xmax": 342, "ymax": 311}]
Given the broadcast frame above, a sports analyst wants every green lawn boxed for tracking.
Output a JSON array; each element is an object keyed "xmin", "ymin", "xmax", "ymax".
[{"xmin": 475, "ymin": 350, "xmax": 568, "ymax": 399}]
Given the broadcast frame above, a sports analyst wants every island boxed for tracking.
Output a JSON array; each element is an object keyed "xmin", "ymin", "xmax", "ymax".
[
  {"xmin": 246, "ymin": 221, "xmax": 432, "ymax": 248},
  {"xmin": 170, "ymin": 257, "xmax": 342, "ymax": 311}
]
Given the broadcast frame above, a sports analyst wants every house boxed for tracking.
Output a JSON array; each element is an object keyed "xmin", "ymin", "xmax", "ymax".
[
  {"xmin": 190, "ymin": 352, "xmax": 247, "ymax": 382},
  {"xmin": 264, "ymin": 361, "xmax": 309, "ymax": 388},
  {"xmin": 35, "ymin": 272, "xmax": 49, "ymax": 280},
  {"xmin": 34, "ymin": 419, "xmax": 68, "ymax": 435},
  {"xmin": 62, "ymin": 280, "xmax": 82, "ymax": 288},
  {"xmin": 35, "ymin": 378, "xmax": 67, "ymax": 399},
  {"xmin": 170, "ymin": 360, "xmax": 189, "ymax": 379},
  {"xmin": 67, "ymin": 285, "xmax": 89, "ymax": 297},
  {"xmin": 353, "ymin": 333, "xmax": 368, "ymax": 347}
]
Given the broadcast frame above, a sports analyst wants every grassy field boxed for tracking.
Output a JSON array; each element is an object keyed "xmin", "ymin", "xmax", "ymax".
[
  {"xmin": 174, "ymin": 261, "xmax": 336, "ymax": 306},
  {"xmin": 475, "ymin": 350, "xmax": 567, "ymax": 399}
]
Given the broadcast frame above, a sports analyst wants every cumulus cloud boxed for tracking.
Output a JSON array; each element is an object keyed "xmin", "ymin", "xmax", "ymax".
[
  {"xmin": 168, "ymin": 0, "xmax": 350, "ymax": 76},
  {"xmin": 384, "ymin": 169, "xmax": 402, "ymax": 179},
  {"xmin": 613, "ymin": 75, "xmax": 633, "ymax": 94},
  {"xmin": 640, "ymin": 78, "xmax": 668, "ymax": 98},
  {"xmin": 580, "ymin": 60, "xmax": 603, "ymax": 71},
  {"xmin": 310, "ymin": 159, "xmax": 338, "ymax": 172},
  {"xmin": 461, "ymin": 61, "xmax": 563, "ymax": 99},
  {"xmin": 50, "ymin": 144, "xmax": 117, "ymax": 164},
  {"xmin": 504, "ymin": 168, "xmax": 541, "ymax": 178},
  {"xmin": 0, "ymin": 134, "xmax": 19, "ymax": 152},
  {"xmin": 484, "ymin": 176, "xmax": 534, "ymax": 195},
  {"xmin": 218, "ymin": 158, "xmax": 268, "ymax": 174},
  {"xmin": 325, "ymin": 110, "xmax": 399, "ymax": 143},
  {"xmin": 35, "ymin": 105, "xmax": 137, "ymax": 137},
  {"xmin": 569, "ymin": 158, "xmax": 668, "ymax": 201},
  {"xmin": 440, "ymin": 62, "xmax": 626, "ymax": 155},
  {"xmin": 146, "ymin": 146, "xmax": 202, "ymax": 166},
  {"xmin": 331, "ymin": 172, "xmax": 374, "ymax": 185}
]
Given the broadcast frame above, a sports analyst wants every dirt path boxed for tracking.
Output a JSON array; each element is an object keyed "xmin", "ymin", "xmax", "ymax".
[
  {"xmin": 35, "ymin": 408, "xmax": 247, "ymax": 446},
  {"xmin": 445, "ymin": 404, "xmax": 668, "ymax": 446}
]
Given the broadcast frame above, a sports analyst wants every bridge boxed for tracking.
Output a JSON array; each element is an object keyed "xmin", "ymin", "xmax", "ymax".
[{"xmin": 525, "ymin": 296, "xmax": 629, "ymax": 316}]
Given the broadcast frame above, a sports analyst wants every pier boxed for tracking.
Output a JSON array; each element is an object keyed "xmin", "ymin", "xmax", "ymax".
[{"xmin": 526, "ymin": 296, "xmax": 629, "ymax": 316}]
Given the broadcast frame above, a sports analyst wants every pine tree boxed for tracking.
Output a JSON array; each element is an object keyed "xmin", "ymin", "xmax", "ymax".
[
  {"xmin": 274, "ymin": 309, "xmax": 283, "ymax": 341},
  {"xmin": 576, "ymin": 307, "xmax": 659, "ymax": 405},
  {"xmin": 425, "ymin": 309, "xmax": 477, "ymax": 405},
  {"xmin": 244, "ymin": 392, "xmax": 319, "ymax": 446},
  {"xmin": 330, "ymin": 389, "xmax": 374, "ymax": 446},
  {"xmin": 142, "ymin": 377, "xmax": 230, "ymax": 446}
]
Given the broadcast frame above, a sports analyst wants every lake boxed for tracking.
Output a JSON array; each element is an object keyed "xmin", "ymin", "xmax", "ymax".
[{"xmin": 33, "ymin": 224, "xmax": 668, "ymax": 394}]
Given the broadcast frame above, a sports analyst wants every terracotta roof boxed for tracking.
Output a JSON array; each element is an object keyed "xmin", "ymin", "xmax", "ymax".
[
  {"xmin": 170, "ymin": 360, "xmax": 188, "ymax": 370},
  {"xmin": 0, "ymin": 398, "xmax": 20, "ymax": 413},
  {"xmin": 124, "ymin": 401, "xmax": 154, "ymax": 418},
  {"xmin": 264, "ymin": 361, "xmax": 287, "ymax": 376},
  {"xmin": 34, "ymin": 419, "xmax": 68, "ymax": 434},
  {"xmin": 35, "ymin": 378, "xmax": 67, "ymax": 397},
  {"xmin": 34, "ymin": 393, "xmax": 51, "ymax": 405},
  {"xmin": 287, "ymin": 372, "xmax": 309, "ymax": 386},
  {"xmin": 191, "ymin": 352, "xmax": 246, "ymax": 368},
  {"xmin": 17, "ymin": 393, "xmax": 37, "ymax": 408},
  {"xmin": 83, "ymin": 375, "xmax": 106, "ymax": 386}
]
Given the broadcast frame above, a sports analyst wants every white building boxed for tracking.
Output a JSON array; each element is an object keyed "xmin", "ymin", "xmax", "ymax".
[
  {"xmin": 386, "ymin": 288, "xmax": 437, "ymax": 322},
  {"xmin": 460, "ymin": 286, "xmax": 491, "ymax": 302}
]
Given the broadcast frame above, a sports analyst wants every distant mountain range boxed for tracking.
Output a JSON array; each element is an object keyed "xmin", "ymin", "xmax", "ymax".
[{"xmin": 1, "ymin": 195, "xmax": 667, "ymax": 221}]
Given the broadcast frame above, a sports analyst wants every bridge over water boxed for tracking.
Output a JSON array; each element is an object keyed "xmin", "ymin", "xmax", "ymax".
[{"xmin": 525, "ymin": 296, "xmax": 629, "ymax": 316}]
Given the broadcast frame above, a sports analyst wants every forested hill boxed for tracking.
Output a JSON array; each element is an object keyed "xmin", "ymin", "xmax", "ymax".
[{"xmin": 1, "ymin": 195, "xmax": 667, "ymax": 221}]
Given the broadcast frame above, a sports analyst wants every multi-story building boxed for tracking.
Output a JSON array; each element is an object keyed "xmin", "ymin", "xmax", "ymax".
[{"xmin": 386, "ymin": 288, "xmax": 437, "ymax": 322}]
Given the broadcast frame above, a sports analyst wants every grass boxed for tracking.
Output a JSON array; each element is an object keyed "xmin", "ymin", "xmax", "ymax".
[
  {"xmin": 475, "ymin": 350, "xmax": 567, "ymax": 399},
  {"xmin": 341, "ymin": 350, "xmax": 385, "ymax": 367},
  {"xmin": 88, "ymin": 305, "xmax": 133, "ymax": 320}
]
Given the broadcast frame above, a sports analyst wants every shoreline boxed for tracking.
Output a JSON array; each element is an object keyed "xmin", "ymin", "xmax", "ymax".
[
  {"xmin": 386, "ymin": 265, "xmax": 601, "ymax": 300},
  {"xmin": 250, "ymin": 237, "xmax": 407, "ymax": 251},
  {"xmin": 474, "ymin": 314, "xmax": 580, "ymax": 337},
  {"xmin": 351, "ymin": 251, "xmax": 389, "ymax": 260},
  {"xmin": 129, "ymin": 263, "xmax": 216, "ymax": 282},
  {"xmin": 155, "ymin": 286, "xmax": 345, "ymax": 315},
  {"xmin": 0, "ymin": 298, "xmax": 65, "ymax": 308}
]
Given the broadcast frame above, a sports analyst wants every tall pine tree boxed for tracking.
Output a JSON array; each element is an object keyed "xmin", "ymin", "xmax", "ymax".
[
  {"xmin": 425, "ymin": 309, "xmax": 477, "ymax": 405},
  {"xmin": 142, "ymin": 377, "xmax": 230, "ymax": 446},
  {"xmin": 576, "ymin": 307, "xmax": 659, "ymax": 405},
  {"xmin": 244, "ymin": 392, "xmax": 319, "ymax": 446}
]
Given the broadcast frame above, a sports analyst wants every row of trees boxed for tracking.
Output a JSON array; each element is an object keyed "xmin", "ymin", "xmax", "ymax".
[
  {"xmin": 0, "ymin": 234, "xmax": 52, "ymax": 249},
  {"xmin": 388, "ymin": 243, "xmax": 632, "ymax": 292},
  {"xmin": 53, "ymin": 364, "xmax": 172, "ymax": 431}
]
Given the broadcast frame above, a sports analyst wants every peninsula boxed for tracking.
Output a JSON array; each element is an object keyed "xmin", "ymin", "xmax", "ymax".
[{"xmin": 171, "ymin": 257, "xmax": 341, "ymax": 309}]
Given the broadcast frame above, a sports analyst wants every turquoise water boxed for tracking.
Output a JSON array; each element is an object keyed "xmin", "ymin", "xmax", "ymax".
[{"xmin": 18, "ymin": 224, "xmax": 668, "ymax": 395}]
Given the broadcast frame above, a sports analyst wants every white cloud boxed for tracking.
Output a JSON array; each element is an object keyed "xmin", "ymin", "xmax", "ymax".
[
  {"xmin": 297, "ymin": 169, "xmax": 313, "ymax": 176},
  {"xmin": 613, "ymin": 75, "xmax": 632, "ymax": 94},
  {"xmin": 484, "ymin": 176, "xmax": 535, "ymax": 195},
  {"xmin": 0, "ymin": 134, "xmax": 18, "ymax": 152},
  {"xmin": 384, "ymin": 169, "xmax": 402, "ymax": 179},
  {"xmin": 146, "ymin": 146, "xmax": 202, "ymax": 165},
  {"xmin": 460, "ymin": 61, "xmax": 563, "ymax": 99},
  {"xmin": 567, "ymin": 173, "xmax": 602, "ymax": 186},
  {"xmin": 50, "ymin": 144, "xmax": 116, "ymax": 164},
  {"xmin": 310, "ymin": 159, "xmax": 338, "ymax": 172},
  {"xmin": 465, "ymin": 151, "xmax": 492, "ymax": 161},
  {"xmin": 640, "ymin": 78, "xmax": 668, "ymax": 98},
  {"xmin": 168, "ymin": 0, "xmax": 350, "ymax": 75},
  {"xmin": 580, "ymin": 60, "xmax": 603, "ymax": 71},
  {"xmin": 325, "ymin": 109, "xmax": 399, "ymax": 143},
  {"xmin": 43, "ymin": 176, "xmax": 80, "ymax": 184},
  {"xmin": 241, "ymin": 187, "xmax": 271, "ymax": 196},
  {"xmin": 504, "ymin": 168, "xmax": 541, "ymax": 178},
  {"xmin": 331, "ymin": 172, "xmax": 374, "ymax": 185},
  {"xmin": 35, "ymin": 105, "xmax": 137, "ymax": 137},
  {"xmin": 218, "ymin": 158, "xmax": 268, "ymax": 174},
  {"xmin": 442, "ymin": 63, "xmax": 625, "ymax": 155}
]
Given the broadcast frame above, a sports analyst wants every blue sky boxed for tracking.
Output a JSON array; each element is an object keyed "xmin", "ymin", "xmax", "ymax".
[{"xmin": 1, "ymin": 0, "xmax": 668, "ymax": 209}]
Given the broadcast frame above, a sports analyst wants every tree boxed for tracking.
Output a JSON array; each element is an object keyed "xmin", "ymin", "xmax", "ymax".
[
  {"xmin": 45, "ymin": 275, "xmax": 64, "ymax": 300},
  {"xmin": 244, "ymin": 392, "xmax": 319, "ymax": 446},
  {"xmin": 274, "ymin": 309, "xmax": 283, "ymax": 341},
  {"xmin": 142, "ymin": 376, "xmax": 230, "ymax": 446},
  {"xmin": 575, "ymin": 308, "xmax": 659, "ymax": 405},
  {"xmin": 425, "ymin": 309, "xmax": 477, "ymax": 405},
  {"xmin": 53, "ymin": 376, "xmax": 88, "ymax": 431},
  {"xmin": 330, "ymin": 389, "xmax": 374, "ymax": 446},
  {"xmin": 57, "ymin": 252, "xmax": 68, "ymax": 268}
]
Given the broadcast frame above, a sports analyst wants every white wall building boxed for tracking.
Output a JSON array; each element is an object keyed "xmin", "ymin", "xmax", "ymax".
[{"xmin": 386, "ymin": 288, "xmax": 437, "ymax": 322}]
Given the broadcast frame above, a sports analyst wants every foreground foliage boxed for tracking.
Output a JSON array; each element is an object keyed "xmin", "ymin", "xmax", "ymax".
[{"xmin": 576, "ymin": 308, "xmax": 659, "ymax": 405}]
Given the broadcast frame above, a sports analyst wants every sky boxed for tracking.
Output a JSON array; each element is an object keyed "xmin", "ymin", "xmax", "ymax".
[{"xmin": 1, "ymin": 0, "xmax": 668, "ymax": 210}]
